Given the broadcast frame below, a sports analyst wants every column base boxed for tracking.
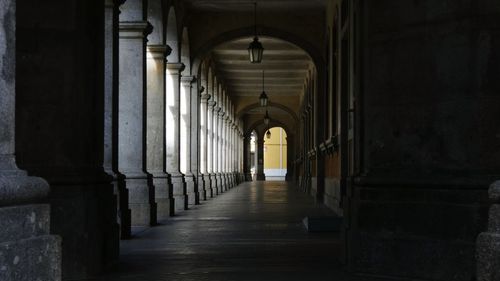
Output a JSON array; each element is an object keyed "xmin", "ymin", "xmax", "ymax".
[
  {"xmin": 151, "ymin": 174, "xmax": 171, "ymax": 221},
  {"xmin": 171, "ymin": 174, "xmax": 186, "ymax": 214},
  {"xmin": 203, "ymin": 174, "xmax": 213, "ymax": 198},
  {"xmin": 115, "ymin": 180, "xmax": 131, "ymax": 239},
  {"xmin": 210, "ymin": 173, "xmax": 219, "ymax": 195},
  {"xmin": 257, "ymin": 173, "xmax": 266, "ymax": 181},
  {"xmin": 50, "ymin": 182, "xmax": 118, "ymax": 279},
  {"xmin": 0, "ymin": 204, "xmax": 61, "ymax": 281},
  {"xmin": 477, "ymin": 232, "xmax": 500, "ymax": 281},
  {"xmin": 123, "ymin": 177, "xmax": 155, "ymax": 226},
  {"xmin": 217, "ymin": 173, "xmax": 225, "ymax": 192},
  {"xmin": 184, "ymin": 173, "xmax": 197, "ymax": 207},
  {"xmin": 198, "ymin": 174, "xmax": 206, "ymax": 201},
  {"xmin": 224, "ymin": 173, "xmax": 230, "ymax": 189}
]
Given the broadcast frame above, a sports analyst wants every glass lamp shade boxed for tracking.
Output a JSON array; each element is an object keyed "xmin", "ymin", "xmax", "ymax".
[
  {"xmin": 248, "ymin": 37, "xmax": 264, "ymax": 63},
  {"xmin": 259, "ymin": 91, "xmax": 268, "ymax": 107},
  {"xmin": 266, "ymin": 130, "xmax": 271, "ymax": 139},
  {"xmin": 263, "ymin": 110, "xmax": 270, "ymax": 125}
]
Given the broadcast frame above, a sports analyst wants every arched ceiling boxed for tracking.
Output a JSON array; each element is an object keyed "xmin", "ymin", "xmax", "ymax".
[{"xmin": 212, "ymin": 37, "xmax": 312, "ymax": 98}]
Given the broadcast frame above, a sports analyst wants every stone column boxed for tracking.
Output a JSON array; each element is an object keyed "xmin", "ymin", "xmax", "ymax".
[
  {"xmin": 0, "ymin": 1, "xmax": 61, "ymax": 279},
  {"xmin": 243, "ymin": 136, "xmax": 251, "ymax": 181},
  {"xmin": 240, "ymin": 131, "xmax": 245, "ymax": 182},
  {"xmin": 146, "ymin": 44, "xmax": 172, "ymax": 222},
  {"xmin": 118, "ymin": 20, "xmax": 153, "ymax": 227},
  {"xmin": 212, "ymin": 105, "xmax": 221, "ymax": 195},
  {"xmin": 199, "ymin": 93, "xmax": 210, "ymax": 200},
  {"xmin": 256, "ymin": 138, "xmax": 266, "ymax": 181},
  {"xmin": 218, "ymin": 109, "xmax": 226, "ymax": 192},
  {"xmin": 285, "ymin": 135, "xmax": 295, "ymax": 181},
  {"xmin": 227, "ymin": 110, "xmax": 232, "ymax": 187},
  {"xmin": 166, "ymin": 62, "xmax": 187, "ymax": 213},
  {"xmin": 228, "ymin": 121, "xmax": 233, "ymax": 188},
  {"xmin": 103, "ymin": 3, "xmax": 122, "ymax": 261},
  {"xmin": 190, "ymin": 79, "xmax": 201, "ymax": 205},
  {"xmin": 181, "ymin": 75, "xmax": 197, "ymax": 206},
  {"xmin": 206, "ymin": 99, "xmax": 216, "ymax": 197},
  {"xmin": 477, "ymin": 181, "xmax": 500, "ymax": 281}
]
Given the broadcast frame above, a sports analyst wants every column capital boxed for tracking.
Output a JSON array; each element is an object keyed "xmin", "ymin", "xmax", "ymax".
[
  {"xmin": 147, "ymin": 44, "xmax": 172, "ymax": 59},
  {"xmin": 218, "ymin": 110, "xmax": 225, "ymax": 117},
  {"xmin": 119, "ymin": 21, "xmax": 153, "ymax": 38},
  {"xmin": 201, "ymin": 94, "xmax": 211, "ymax": 102},
  {"xmin": 208, "ymin": 100, "xmax": 217, "ymax": 108},
  {"xmin": 181, "ymin": 75, "xmax": 197, "ymax": 86},
  {"xmin": 167, "ymin": 62, "xmax": 185, "ymax": 73}
]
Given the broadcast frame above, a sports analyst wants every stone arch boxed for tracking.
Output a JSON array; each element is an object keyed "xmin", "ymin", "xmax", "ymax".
[
  {"xmin": 191, "ymin": 26, "xmax": 323, "ymax": 77},
  {"xmin": 147, "ymin": 0, "xmax": 165, "ymax": 45},
  {"xmin": 237, "ymin": 101, "xmax": 299, "ymax": 123},
  {"xmin": 181, "ymin": 27, "xmax": 191, "ymax": 74},
  {"xmin": 245, "ymin": 119, "xmax": 292, "ymax": 140},
  {"xmin": 166, "ymin": 6, "xmax": 179, "ymax": 62}
]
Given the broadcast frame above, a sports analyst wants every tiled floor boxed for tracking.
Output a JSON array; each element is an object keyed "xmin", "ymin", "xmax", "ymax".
[{"xmin": 94, "ymin": 181, "xmax": 354, "ymax": 281}]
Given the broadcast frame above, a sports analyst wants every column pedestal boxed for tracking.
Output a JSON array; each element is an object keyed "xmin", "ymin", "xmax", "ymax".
[
  {"xmin": 477, "ymin": 181, "xmax": 500, "ymax": 281},
  {"xmin": 148, "ymin": 172, "xmax": 170, "ymax": 221},
  {"xmin": 0, "ymin": 203, "xmax": 61, "ymax": 281},
  {"xmin": 171, "ymin": 173, "xmax": 187, "ymax": 212},
  {"xmin": 204, "ymin": 174, "xmax": 213, "ymax": 198},
  {"xmin": 184, "ymin": 173, "xmax": 197, "ymax": 206},
  {"xmin": 210, "ymin": 173, "xmax": 219, "ymax": 195},
  {"xmin": 166, "ymin": 62, "xmax": 187, "ymax": 214}
]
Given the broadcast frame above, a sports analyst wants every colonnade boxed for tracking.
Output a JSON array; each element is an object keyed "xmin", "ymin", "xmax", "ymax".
[
  {"xmin": 108, "ymin": 0, "xmax": 245, "ymax": 237},
  {"xmin": 198, "ymin": 64, "xmax": 245, "ymax": 201}
]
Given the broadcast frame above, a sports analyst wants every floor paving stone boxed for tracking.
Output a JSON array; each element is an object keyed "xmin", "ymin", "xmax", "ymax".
[{"xmin": 91, "ymin": 181, "xmax": 379, "ymax": 281}]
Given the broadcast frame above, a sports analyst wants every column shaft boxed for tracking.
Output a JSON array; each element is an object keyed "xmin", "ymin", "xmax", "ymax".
[
  {"xmin": 181, "ymin": 75, "xmax": 197, "ymax": 206},
  {"xmin": 257, "ymin": 138, "xmax": 266, "ymax": 181},
  {"xmin": 166, "ymin": 62, "xmax": 187, "ymax": 212},
  {"xmin": 206, "ymin": 100, "xmax": 215, "ymax": 197},
  {"xmin": 212, "ymin": 106, "xmax": 220, "ymax": 194},
  {"xmin": 146, "ymin": 44, "xmax": 171, "ymax": 221},
  {"xmin": 200, "ymin": 94, "xmax": 210, "ymax": 200},
  {"xmin": 118, "ymin": 21, "xmax": 153, "ymax": 226},
  {"xmin": 190, "ymin": 80, "xmax": 201, "ymax": 205}
]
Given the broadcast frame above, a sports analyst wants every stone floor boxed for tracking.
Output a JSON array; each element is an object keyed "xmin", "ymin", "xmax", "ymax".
[{"xmin": 92, "ymin": 181, "xmax": 367, "ymax": 281}]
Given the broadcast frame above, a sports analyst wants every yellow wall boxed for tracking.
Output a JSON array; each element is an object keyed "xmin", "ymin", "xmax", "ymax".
[{"xmin": 264, "ymin": 127, "xmax": 287, "ymax": 169}]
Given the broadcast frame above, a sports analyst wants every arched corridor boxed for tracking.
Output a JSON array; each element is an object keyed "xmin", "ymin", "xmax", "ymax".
[{"xmin": 1, "ymin": 1, "xmax": 500, "ymax": 281}]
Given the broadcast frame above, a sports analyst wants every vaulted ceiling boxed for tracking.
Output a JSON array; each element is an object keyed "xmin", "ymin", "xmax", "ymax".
[{"xmin": 212, "ymin": 37, "xmax": 313, "ymax": 98}]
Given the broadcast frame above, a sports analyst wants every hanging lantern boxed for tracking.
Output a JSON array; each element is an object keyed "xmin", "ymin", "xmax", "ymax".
[
  {"xmin": 248, "ymin": 2, "xmax": 264, "ymax": 63},
  {"xmin": 266, "ymin": 130, "xmax": 271, "ymax": 139},
  {"xmin": 248, "ymin": 37, "xmax": 264, "ymax": 63},
  {"xmin": 259, "ymin": 91, "xmax": 268, "ymax": 107},
  {"xmin": 259, "ymin": 70, "xmax": 268, "ymax": 106},
  {"xmin": 263, "ymin": 110, "xmax": 270, "ymax": 125}
]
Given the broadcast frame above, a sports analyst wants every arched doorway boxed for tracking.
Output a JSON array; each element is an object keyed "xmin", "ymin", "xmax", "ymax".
[{"xmin": 263, "ymin": 127, "xmax": 287, "ymax": 181}]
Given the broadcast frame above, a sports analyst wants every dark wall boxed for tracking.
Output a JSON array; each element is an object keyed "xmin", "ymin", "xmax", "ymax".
[
  {"xmin": 16, "ymin": 1, "xmax": 118, "ymax": 279},
  {"xmin": 362, "ymin": 0, "xmax": 500, "ymax": 177},
  {"xmin": 347, "ymin": 0, "xmax": 500, "ymax": 280}
]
